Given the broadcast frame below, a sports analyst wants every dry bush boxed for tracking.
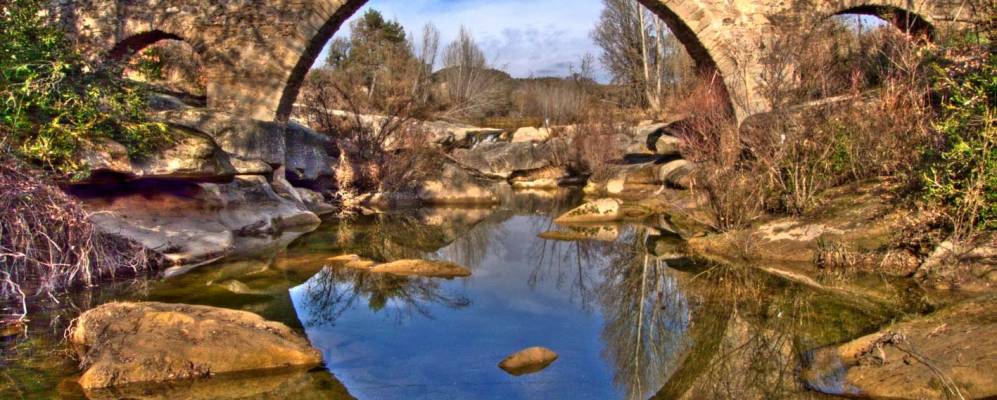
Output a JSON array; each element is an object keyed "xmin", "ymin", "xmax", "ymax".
[
  {"xmin": 667, "ymin": 75, "xmax": 763, "ymax": 231},
  {"xmin": 560, "ymin": 114, "xmax": 626, "ymax": 177},
  {"xmin": 0, "ymin": 157, "xmax": 157, "ymax": 322},
  {"xmin": 301, "ymin": 69, "xmax": 441, "ymax": 196},
  {"xmin": 738, "ymin": 19, "xmax": 936, "ymax": 215}
]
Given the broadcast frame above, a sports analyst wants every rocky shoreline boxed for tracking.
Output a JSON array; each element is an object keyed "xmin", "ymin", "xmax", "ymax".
[{"xmin": 53, "ymin": 94, "xmax": 994, "ymax": 399}]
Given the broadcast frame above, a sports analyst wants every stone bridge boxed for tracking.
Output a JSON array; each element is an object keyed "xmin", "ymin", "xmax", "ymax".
[{"xmin": 58, "ymin": 0, "xmax": 980, "ymax": 123}]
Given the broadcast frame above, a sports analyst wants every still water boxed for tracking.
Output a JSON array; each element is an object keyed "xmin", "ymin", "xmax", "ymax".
[{"xmin": 1, "ymin": 191, "xmax": 899, "ymax": 399}]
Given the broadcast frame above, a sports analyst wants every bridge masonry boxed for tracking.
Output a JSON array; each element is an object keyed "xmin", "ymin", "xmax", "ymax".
[{"xmin": 56, "ymin": 0, "xmax": 981, "ymax": 124}]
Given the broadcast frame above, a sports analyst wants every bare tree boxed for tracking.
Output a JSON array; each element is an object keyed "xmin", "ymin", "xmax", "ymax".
[
  {"xmin": 436, "ymin": 26, "xmax": 510, "ymax": 121},
  {"xmin": 593, "ymin": 0, "xmax": 694, "ymax": 110},
  {"xmin": 410, "ymin": 22, "xmax": 440, "ymax": 106}
]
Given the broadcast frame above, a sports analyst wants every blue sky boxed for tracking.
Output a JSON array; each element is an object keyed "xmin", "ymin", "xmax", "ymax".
[
  {"xmin": 314, "ymin": 0, "xmax": 608, "ymax": 80},
  {"xmin": 312, "ymin": 1, "xmax": 891, "ymax": 82}
]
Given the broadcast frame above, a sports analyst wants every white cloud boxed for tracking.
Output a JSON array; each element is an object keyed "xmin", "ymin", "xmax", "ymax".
[{"xmin": 314, "ymin": 0, "xmax": 609, "ymax": 81}]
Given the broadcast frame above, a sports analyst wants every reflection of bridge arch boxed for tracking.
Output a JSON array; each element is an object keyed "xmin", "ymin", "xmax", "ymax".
[{"xmin": 62, "ymin": 0, "xmax": 975, "ymax": 123}]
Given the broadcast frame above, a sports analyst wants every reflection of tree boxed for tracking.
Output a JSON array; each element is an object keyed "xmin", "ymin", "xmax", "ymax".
[
  {"xmin": 598, "ymin": 229, "xmax": 691, "ymax": 400},
  {"xmin": 651, "ymin": 263, "xmax": 891, "ymax": 400},
  {"xmin": 526, "ymin": 219, "xmax": 618, "ymax": 310},
  {"xmin": 440, "ymin": 213, "xmax": 507, "ymax": 269},
  {"xmin": 299, "ymin": 267, "xmax": 470, "ymax": 327}
]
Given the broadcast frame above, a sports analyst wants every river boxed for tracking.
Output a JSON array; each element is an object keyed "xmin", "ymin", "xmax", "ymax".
[{"xmin": 0, "ymin": 190, "xmax": 904, "ymax": 399}]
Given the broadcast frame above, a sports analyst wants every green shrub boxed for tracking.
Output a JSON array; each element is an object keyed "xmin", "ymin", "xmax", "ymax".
[
  {"xmin": 921, "ymin": 50, "xmax": 996, "ymax": 233},
  {"xmin": 0, "ymin": 0, "xmax": 168, "ymax": 179}
]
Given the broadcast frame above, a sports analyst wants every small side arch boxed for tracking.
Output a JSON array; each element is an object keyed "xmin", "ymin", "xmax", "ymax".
[
  {"xmin": 831, "ymin": 5, "xmax": 935, "ymax": 40},
  {"xmin": 107, "ymin": 30, "xmax": 187, "ymax": 61}
]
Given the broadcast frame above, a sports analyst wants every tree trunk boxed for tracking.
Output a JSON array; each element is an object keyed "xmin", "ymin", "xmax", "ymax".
[{"xmin": 636, "ymin": 2, "xmax": 657, "ymax": 110}]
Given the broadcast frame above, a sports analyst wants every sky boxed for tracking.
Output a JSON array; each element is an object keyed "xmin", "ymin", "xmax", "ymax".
[
  {"xmin": 311, "ymin": 0, "xmax": 891, "ymax": 83},
  {"xmin": 314, "ymin": 0, "xmax": 609, "ymax": 81}
]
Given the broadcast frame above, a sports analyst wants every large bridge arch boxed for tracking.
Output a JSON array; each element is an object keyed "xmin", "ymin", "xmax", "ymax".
[{"xmin": 59, "ymin": 0, "xmax": 978, "ymax": 124}]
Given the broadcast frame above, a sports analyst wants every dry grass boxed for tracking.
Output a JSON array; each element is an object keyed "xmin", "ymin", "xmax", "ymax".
[
  {"xmin": 0, "ymin": 156, "xmax": 158, "ymax": 322},
  {"xmin": 672, "ymin": 20, "xmax": 938, "ymax": 231}
]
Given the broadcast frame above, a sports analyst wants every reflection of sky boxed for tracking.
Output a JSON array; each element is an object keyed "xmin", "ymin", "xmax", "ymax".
[{"xmin": 291, "ymin": 215, "xmax": 620, "ymax": 399}]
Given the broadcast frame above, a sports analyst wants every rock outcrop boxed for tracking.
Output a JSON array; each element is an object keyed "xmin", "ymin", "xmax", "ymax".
[
  {"xmin": 284, "ymin": 122, "xmax": 337, "ymax": 189},
  {"xmin": 157, "ymin": 108, "xmax": 287, "ymax": 170},
  {"xmin": 80, "ymin": 126, "xmax": 237, "ymax": 183},
  {"xmin": 511, "ymin": 127, "xmax": 551, "ymax": 143},
  {"xmin": 69, "ymin": 302, "xmax": 322, "ymax": 389},
  {"xmin": 451, "ymin": 139, "xmax": 568, "ymax": 179},
  {"xmin": 83, "ymin": 176, "xmax": 320, "ymax": 266}
]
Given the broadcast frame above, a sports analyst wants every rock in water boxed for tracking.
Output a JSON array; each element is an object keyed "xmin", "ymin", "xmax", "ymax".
[
  {"xmin": 369, "ymin": 259, "xmax": 472, "ymax": 278},
  {"xmin": 555, "ymin": 198, "xmax": 623, "ymax": 224},
  {"xmin": 69, "ymin": 302, "xmax": 323, "ymax": 389},
  {"xmin": 802, "ymin": 297, "xmax": 997, "ymax": 400},
  {"xmin": 498, "ymin": 347, "xmax": 558, "ymax": 376},
  {"xmin": 555, "ymin": 198, "xmax": 652, "ymax": 224}
]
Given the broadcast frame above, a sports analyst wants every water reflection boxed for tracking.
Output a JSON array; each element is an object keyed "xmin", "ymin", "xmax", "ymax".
[
  {"xmin": 599, "ymin": 231, "xmax": 691, "ymax": 400},
  {"xmin": 0, "ymin": 189, "xmax": 907, "ymax": 400},
  {"xmin": 298, "ymin": 267, "xmax": 471, "ymax": 326}
]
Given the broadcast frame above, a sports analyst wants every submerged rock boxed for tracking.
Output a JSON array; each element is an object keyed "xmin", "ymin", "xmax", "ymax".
[
  {"xmin": 498, "ymin": 347, "xmax": 558, "ymax": 376},
  {"xmin": 369, "ymin": 259, "xmax": 472, "ymax": 278},
  {"xmin": 84, "ymin": 176, "xmax": 320, "ymax": 266},
  {"xmin": 539, "ymin": 225, "xmax": 621, "ymax": 242},
  {"xmin": 327, "ymin": 256, "xmax": 471, "ymax": 278},
  {"xmin": 81, "ymin": 369, "xmax": 355, "ymax": 400},
  {"xmin": 802, "ymin": 297, "xmax": 997, "ymax": 400},
  {"xmin": 69, "ymin": 302, "xmax": 322, "ymax": 389},
  {"xmin": 555, "ymin": 198, "xmax": 654, "ymax": 224}
]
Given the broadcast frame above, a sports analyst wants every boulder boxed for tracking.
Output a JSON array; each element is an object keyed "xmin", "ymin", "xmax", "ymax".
[
  {"xmin": 539, "ymin": 225, "xmax": 620, "ymax": 242},
  {"xmin": 511, "ymin": 127, "xmax": 551, "ymax": 143},
  {"xmin": 498, "ymin": 347, "xmax": 559, "ymax": 376},
  {"xmin": 657, "ymin": 159, "xmax": 695, "ymax": 189},
  {"xmin": 510, "ymin": 166, "xmax": 574, "ymax": 190},
  {"xmin": 284, "ymin": 122, "xmax": 336, "ymax": 188},
  {"xmin": 584, "ymin": 162, "xmax": 665, "ymax": 196},
  {"xmin": 555, "ymin": 198, "xmax": 654, "ymax": 224},
  {"xmin": 79, "ymin": 138, "xmax": 134, "ymax": 178},
  {"xmin": 295, "ymin": 187, "xmax": 337, "ymax": 216},
  {"xmin": 69, "ymin": 302, "xmax": 322, "ymax": 389},
  {"xmin": 79, "ymin": 127, "xmax": 236, "ymax": 182},
  {"xmin": 366, "ymin": 162, "xmax": 500, "ymax": 208},
  {"xmin": 415, "ymin": 163, "xmax": 499, "ymax": 205},
  {"xmin": 451, "ymin": 140, "xmax": 566, "ymax": 179},
  {"xmin": 157, "ymin": 108, "xmax": 287, "ymax": 168},
  {"xmin": 654, "ymin": 135, "xmax": 683, "ymax": 156},
  {"xmin": 625, "ymin": 122, "xmax": 668, "ymax": 155},
  {"xmin": 556, "ymin": 198, "xmax": 623, "ymax": 224},
  {"xmin": 136, "ymin": 126, "xmax": 236, "ymax": 180}
]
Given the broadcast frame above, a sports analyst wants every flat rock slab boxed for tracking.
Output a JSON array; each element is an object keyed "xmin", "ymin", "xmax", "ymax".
[
  {"xmin": 69, "ymin": 302, "xmax": 322, "ymax": 389},
  {"xmin": 498, "ymin": 347, "xmax": 559, "ymax": 376},
  {"xmin": 555, "ymin": 198, "xmax": 654, "ymax": 224},
  {"xmin": 803, "ymin": 296, "xmax": 997, "ymax": 399},
  {"xmin": 328, "ymin": 256, "xmax": 472, "ymax": 279}
]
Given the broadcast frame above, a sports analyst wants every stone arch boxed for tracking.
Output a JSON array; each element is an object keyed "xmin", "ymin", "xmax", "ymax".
[
  {"xmin": 830, "ymin": 4, "xmax": 935, "ymax": 39},
  {"xmin": 63, "ymin": 0, "xmax": 976, "ymax": 123},
  {"xmin": 275, "ymin": 0, "xmax": 743, "ymax": 123},
  {"xmin": 107, "ymin": 30, "xmax": 186, "ymax": 61}
]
